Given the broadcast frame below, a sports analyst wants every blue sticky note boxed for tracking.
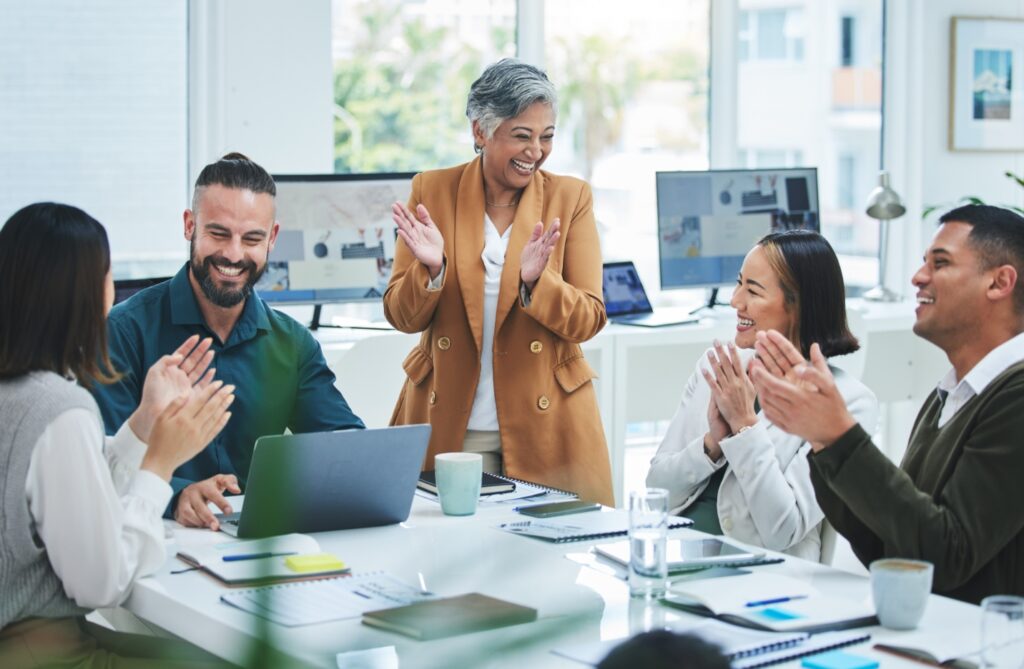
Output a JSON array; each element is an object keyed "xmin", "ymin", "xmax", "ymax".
[
  {"xmin": 801, "ymin": 650, "xmax": 879, "ymax": 669},
  {"xmin": 753, "ymin": 607, "xmax": 804, "ymax": 621}
]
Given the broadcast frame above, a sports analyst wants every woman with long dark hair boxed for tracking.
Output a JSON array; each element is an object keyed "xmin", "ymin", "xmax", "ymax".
[
  {"xmin": 647, "ymin": 230, "xmax": 878, "ymax": 561},
  {"xmin": 0, "ymin": 202, "xmax": 233, "ymax": 666}
]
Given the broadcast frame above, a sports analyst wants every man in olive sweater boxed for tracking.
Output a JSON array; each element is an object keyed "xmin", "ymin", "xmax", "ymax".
[{"xmin": 750, "ymin": 204, "xmax": 1024, "ymax": 604}]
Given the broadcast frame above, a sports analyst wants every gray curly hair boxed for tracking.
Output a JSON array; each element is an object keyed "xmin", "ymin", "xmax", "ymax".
[{"xmin": 465, "ymin": 58, "xmax": 558, "ymax": 151}]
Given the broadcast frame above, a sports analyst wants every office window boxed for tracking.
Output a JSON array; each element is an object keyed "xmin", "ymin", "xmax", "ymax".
[
  {"xmin": 736, "ymin": 148, "xmax": 805, "ymax": 169},
  {"xmin": 544, "ymin": 1, "xmax": 710, "ymax": 291},
  {"xmin": 331, "ymin": 0, "xmax": 516, "ymax": 173},
  {"xmin": 837, "ymin": 153, "xmax": 856, "ymax": 210},
  {"xmin": 0, "ymin": 1, "xmax": 188, "ymax": 279},
  {"xmin": 739, "ymin": 8, "xmax": 805, "ymax": 62},
  {"xmin": 735, "ymin": 0, "xmax": 882, "ymax": 290}
]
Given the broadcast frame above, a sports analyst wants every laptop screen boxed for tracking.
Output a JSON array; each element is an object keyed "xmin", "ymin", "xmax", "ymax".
[{"xmin": 602, "ymin": 262, "xmax": 653, "ymax": 317}]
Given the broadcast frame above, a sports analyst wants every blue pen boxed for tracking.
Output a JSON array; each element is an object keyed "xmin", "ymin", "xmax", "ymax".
[
  {"xmin": 222, "ymin": 551, "xmax": 298, "ymax": 562},
  {"xmin": 745, "ymin": 595, "xmax": 808, "ymax": 608}
]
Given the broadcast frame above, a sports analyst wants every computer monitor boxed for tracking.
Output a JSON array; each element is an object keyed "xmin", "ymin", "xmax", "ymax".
[
  {"xmin": 113, "ymin": 277, "xmax": 172, "ymax": 305},
  {"xmin": 656, "ymin": 168, "xmax": 819, "ymax": 292},
  {"xmin": 255, "ymin": 172, "xmax": 416, "ymax": 304}
]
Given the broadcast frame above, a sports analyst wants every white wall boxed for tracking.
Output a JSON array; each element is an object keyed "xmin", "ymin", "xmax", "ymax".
[
  {"xmin": 885, "ymin": 0, "xmax": 1024, "ymax": 296},
  {"xmin": 189, "ymin": 0, "xmax": 334, "ymax": 180}
]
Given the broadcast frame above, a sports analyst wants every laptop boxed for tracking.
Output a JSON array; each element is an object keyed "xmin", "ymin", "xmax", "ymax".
[
  {"xmin": 217, "ymin": 425, "xmax": 431, "ymax": 538},
  {"xmin": 602, "ymin": 261, "xmax": 699, "ymax": 327}
]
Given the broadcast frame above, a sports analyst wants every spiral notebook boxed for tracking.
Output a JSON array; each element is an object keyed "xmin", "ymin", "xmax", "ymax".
[
  {"xmin": 497, "ymin": 508, "xmax": 693, "ymax": 543},
  {"xmin": 553, "ymin": 618, "xmax": 870, "ymax": 668},
  {"xmin": 220, "ymin": 571, "xmax": 436, "ymax": 627}
]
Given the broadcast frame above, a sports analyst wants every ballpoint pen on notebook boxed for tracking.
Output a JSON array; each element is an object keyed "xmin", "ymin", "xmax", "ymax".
[
  {"xmin": 745, "ymin": 595, "xmax": 809, "ymax": 608},
  {"xmin": 222, "ymin": 551, "xmax": 298, "ymax": 562}
]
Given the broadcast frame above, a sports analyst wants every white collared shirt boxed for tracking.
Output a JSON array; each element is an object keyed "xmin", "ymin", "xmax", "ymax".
[
  {"xmin": 24, "ymin": 410, "xmax": 172, "ymax": 609},
  {"xmin": 935, "ymin": 331, "xmax": 1024, "ymax": 427},
  {"xmin": 467, "ymin": 214, "xmax": 511, "ymax": 431}
]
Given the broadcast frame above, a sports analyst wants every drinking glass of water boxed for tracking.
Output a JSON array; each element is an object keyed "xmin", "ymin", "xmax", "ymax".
[
  {"xmin": 981, "ymin": 595, "xmax": 1024, "ymax": 668},
  {"xmin": 628, "ymin": 488, "xmax": 669, "ymax": 599}
]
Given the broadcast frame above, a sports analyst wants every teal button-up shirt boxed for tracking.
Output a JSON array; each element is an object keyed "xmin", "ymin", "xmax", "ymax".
[{"xmin": 93, "ymin": 264, "xmax": 364, "ymax": 513}]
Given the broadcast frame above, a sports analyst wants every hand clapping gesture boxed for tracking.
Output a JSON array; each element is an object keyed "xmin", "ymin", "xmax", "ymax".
[
  {"xmin": 520, "ymin": 218, "xmax": 560, "ymax": 290},
  {"xmin": 393, "ymin": 202, "xmax": 444, "ymax": 279},
  {"xmin": 129, "ymin": 334, "xmax": 216, "ymax": 442},
  {"xmin": 701, "ymin": 340, "xmax": 759, "ymax": 436},
  {"xmin": 748, "ymin": 330, "xmax": 856, "ymax": 450}
]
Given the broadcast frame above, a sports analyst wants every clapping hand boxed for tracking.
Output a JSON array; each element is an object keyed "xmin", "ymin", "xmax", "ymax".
[
  {"xmin": 142, "ymin": 381, "xmax": 235, "ymax": 484},
  {"xmin": 701, "ymin": 340, "xmax": 758, "ymax": 435},
  {"xmin": 393, "ymin": 202, "xmax": 444, "ymax": 278},
  {"xmin": 130, "ymin": 335, "xmax": 216, "ymax": 442},
  {"xmin": 749, "ymin": 331, "xmax": 855, "ymax": 450},
  {"xmin": 520, "ymin": 219, "xmax": 560, "ymax": 289}
]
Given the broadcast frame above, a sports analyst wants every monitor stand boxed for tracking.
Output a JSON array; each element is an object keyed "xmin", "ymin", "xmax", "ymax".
[
  {"xmin": 309, "ymin": 304, "xmax": 335, "ymax": 330},
  {"xmin": 689, "ymin": 288, "xmax": 730, "ymax": 316}
]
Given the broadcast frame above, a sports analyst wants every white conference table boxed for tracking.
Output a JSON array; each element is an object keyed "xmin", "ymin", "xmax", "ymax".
[{"xmin": 126, "ymin": 496, "xmax": 981, "ymax": 668}]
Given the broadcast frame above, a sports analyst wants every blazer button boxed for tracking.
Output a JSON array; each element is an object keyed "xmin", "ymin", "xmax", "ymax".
[
  {"xmin": 529, "ymin": 340, "xmax": 543, "ymax": 354},
  {"xmin": 537, "ymin": 395, "xmax": 550, "ymax": 410},
  {"xmin": 437, "ymin": 336, "xmax": 451, "ymax": 350},
  {"xmin": 429, "ymin": 391, "xmax": 437, "ymax": 405},
  {"xmin": 721, "ymin": 517, "xmax": 732, "ymax": 532}
]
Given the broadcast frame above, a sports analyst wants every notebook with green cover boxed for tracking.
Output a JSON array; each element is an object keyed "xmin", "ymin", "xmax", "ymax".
[{"xmin": 361, "ymin": 593, "xmax": 537, "ymax": 640}]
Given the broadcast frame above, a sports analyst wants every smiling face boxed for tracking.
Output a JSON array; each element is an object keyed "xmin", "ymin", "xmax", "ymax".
[
  {"xmin": 184, "ymin": 184, "xmax": 279, "ymax": 309},
  {"xmin": 474, "ymin": 101, "xmax": 555, "ymax": 202},
  {"xmin": 730, "ymin": 245, "xmax": 796, "ymax": 349},
  {"xmin": 911, "ymin": 221, "xmax": 993, "ymax": 351}
]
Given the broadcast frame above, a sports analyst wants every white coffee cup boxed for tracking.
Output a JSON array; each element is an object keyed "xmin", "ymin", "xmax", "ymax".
[
  {"xmin": 434, "ymin": 453, "xmax": 482, "ymax": 516},
  {"xmin": 870, "ymin": 558, "xmax": 933, "ymax": 630}
]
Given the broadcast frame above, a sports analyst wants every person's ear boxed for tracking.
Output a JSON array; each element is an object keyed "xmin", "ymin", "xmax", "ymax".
[
  {"xmin": 471, "ymin": 120, "xmax": 486, "ymax": 153},
  {"xmin": 267, "ymin": 221, "xmax": 280, "ymax": 253},
  {"xmin": 987, "ymin": 264, "xmax": 1017, "ymax": 303},
  {"xmin": 183, "ymin": 209, "xmax": 196, "ymax": 241}
]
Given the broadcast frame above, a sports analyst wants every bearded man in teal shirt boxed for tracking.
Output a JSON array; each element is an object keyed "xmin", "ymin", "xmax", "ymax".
[{"xmin": 93, "ymin": 153, "xmax": 364, "ymax": 529}]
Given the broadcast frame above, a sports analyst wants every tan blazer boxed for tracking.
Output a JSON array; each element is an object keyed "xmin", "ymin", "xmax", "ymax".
[{"xmin": 384, "ymin": 157, "xmax": 614, "ymax": 505}]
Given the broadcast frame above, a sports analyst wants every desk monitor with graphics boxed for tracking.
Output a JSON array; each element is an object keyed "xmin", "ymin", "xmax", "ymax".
[
  {"xmin": 218, "ymin": 424, "xmax": 430, "ymax": 538},
  {"xmin": 255, "ymin": 172, "xmax": 415, "ymax": 328},
  {"xmin": 602, "ymin": 261, "xmax": 698, "ymax": 327},
  {"xmin": 656, "ymin": 167, "xmax": 819, "ymax": 311}
]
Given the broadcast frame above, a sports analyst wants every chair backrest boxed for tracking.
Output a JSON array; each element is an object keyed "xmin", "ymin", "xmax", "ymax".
[
  {"xmin": 818, "ymin": 519, "xmax": 838, "ymax": 565},
  {"xmin": 332, "ymin": 332, "xmax": 420, "ymax": 428}
]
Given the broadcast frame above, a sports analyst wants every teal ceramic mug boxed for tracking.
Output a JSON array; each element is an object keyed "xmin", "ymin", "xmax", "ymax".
[{"xmin": 435, "ymin": 453, "xmax": 482, "ymax": 516}]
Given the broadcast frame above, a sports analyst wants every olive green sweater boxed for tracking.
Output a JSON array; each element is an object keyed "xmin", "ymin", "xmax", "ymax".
[{"xmin": 809, "ymin": 360, "xmax": 1024, "ymax": 604}]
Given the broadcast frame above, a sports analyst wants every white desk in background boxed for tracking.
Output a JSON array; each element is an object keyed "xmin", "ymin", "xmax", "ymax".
[
  {"xmin": 314, "ymin": 300, "xmax": 948, "ymax": 506},
  {"xmin": 125, "ymin": 497, "xmax": 980, "ymax": 668}
]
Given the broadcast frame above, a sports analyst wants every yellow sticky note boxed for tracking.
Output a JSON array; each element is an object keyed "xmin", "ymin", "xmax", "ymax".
[{"xmin": 284, "ymin": 553, "xmax": 347, "ymax": 573}]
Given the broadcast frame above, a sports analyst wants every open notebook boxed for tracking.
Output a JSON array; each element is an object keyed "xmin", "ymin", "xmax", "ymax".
[
  {"xmin": 497, "ymin": 509, "xmax": 692, "ymax": 543},
  {"xmin": 176, "ymin": 534, "xmax": 349, "ymax": 586},
  {"xmin": 662, "ymin": 572, "xmax": 876, "ymax": 633},
  {"xmin": 553, "ymin": 618, "xmax": 870, "ymax": 668}
]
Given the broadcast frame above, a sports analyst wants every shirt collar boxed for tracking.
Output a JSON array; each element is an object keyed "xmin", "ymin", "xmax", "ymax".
[
  {"xmin": 937, "ymin": 330, "xmax": 1024, "ymax": 397},
  {"xmin": 168, "ymin": 262, "xmax": 272, "ymax": 336}
]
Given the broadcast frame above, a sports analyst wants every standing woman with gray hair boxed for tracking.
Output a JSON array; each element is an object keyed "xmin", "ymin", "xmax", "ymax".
[{"xmin": 385, "ymin": 59, "xmax": 613, "ymax": 505}]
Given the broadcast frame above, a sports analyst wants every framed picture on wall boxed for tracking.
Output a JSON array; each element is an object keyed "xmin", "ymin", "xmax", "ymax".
[{"xmin": 949, "ymin": 16, "xmax": 1024, "ymax": 151}]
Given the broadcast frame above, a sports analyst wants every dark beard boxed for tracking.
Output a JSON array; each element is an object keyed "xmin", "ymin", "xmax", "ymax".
[{"xmin": 189, "ymin": 240, "xmax": 266, "ymax": 308}]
